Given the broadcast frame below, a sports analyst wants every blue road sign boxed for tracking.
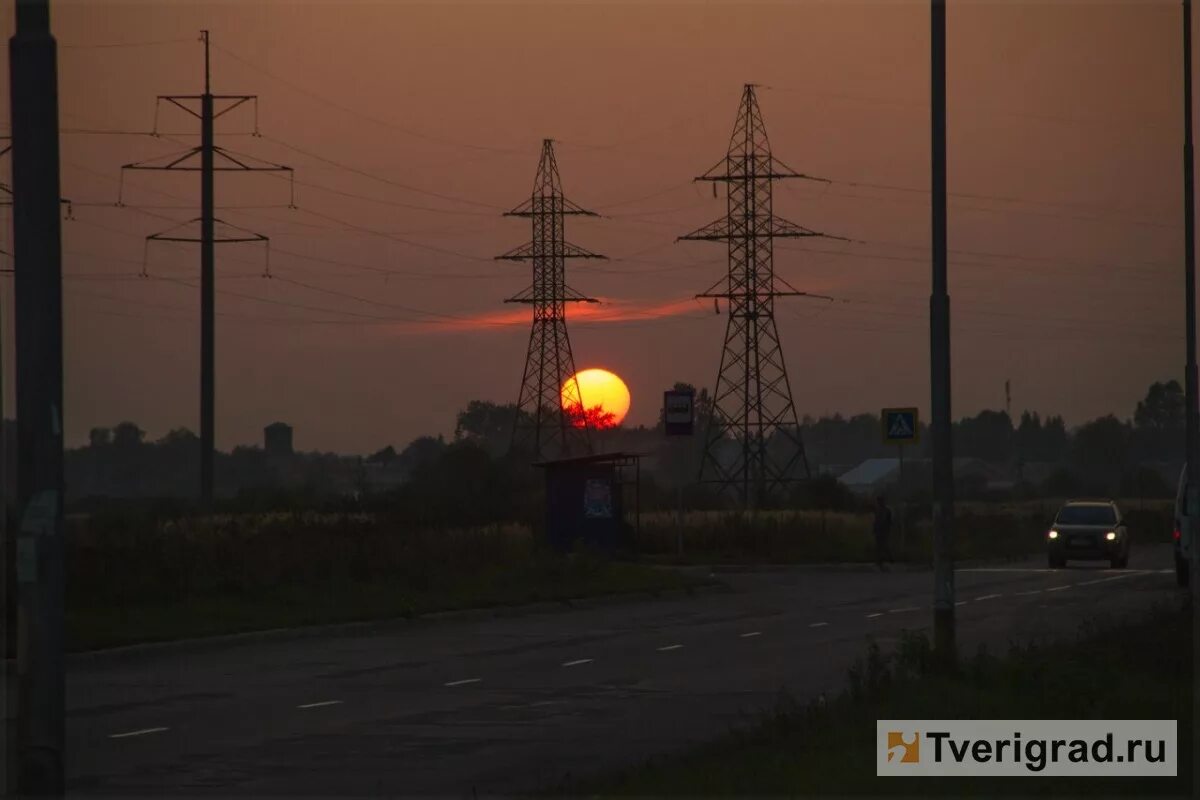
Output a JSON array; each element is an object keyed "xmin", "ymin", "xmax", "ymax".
[{"xmin": 881, "ymin": 407, "xmax": 919, "ymax": 444}]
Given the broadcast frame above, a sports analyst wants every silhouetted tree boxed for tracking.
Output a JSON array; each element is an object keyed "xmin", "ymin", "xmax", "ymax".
[
  {"xmin": 1135, "ymin": 380, "xmax": 1185, "ymax": 431},
  {"xmin": 956, "ymin": 410, "xmax": 1013, "ymax": 463},
  {"xmin": 1132, "ymin": 379, "xmax": 1184, "ymax": 461},
  {"xmin": 112, "ymin": 421, "xmax": 145, "ymax": 449},
  {"xmin": 566, "ymin": 403, "xmax": 617, "ymax": 430},
  {"xmin": 367, "ymin": 445, "xmax": 397, "ymax": 464},
  {"xmin": 397, "ymin": 435, "xmax": 446, "ymax": 472},
  {"xmin": 1071, "ymin": 415, "xmax": 1132, "ymax": 492},
  {"xmin": 455, "ymin": 400, "xmax": 525, "ymax": 455}
]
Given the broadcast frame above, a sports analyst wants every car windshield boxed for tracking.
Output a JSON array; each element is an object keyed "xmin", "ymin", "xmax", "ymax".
[{"xmin": 1056, "ymin": 505, "xmax": 1117, "ymax": 526}]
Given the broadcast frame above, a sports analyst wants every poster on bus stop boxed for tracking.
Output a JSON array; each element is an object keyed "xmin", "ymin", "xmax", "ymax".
[{"xmin": 583, "ymin": 479, "xmax": 613, "ymax": 519}]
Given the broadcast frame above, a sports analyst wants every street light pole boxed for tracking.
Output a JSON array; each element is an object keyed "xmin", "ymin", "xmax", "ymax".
[
  {"xmin": 930, "ymin": 0, "xmax": 956, "ymax": 664},
  {"xmin": 1179, "ymin": 0, "xmax": 1198, "ymax": 794},
  {"xmin": 9, "ymin": 0, "xmax": 66, "ymax": 793}
]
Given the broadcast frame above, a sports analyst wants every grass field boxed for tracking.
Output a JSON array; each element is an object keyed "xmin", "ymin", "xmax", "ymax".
[
  {"xmin": 576, "ymin": 601, "xmax": 1190, "ymax": 797},
  {"xmin": 65, "ymin": 513, "xmax": 714, "ymax": 651},
  {"xmin": 64, "ymin": 500, "xmax": 1174, "ymax": 650},
  {"xmin": 637, "ymin": 500, "xmax": 1173, "ymax": 565}
]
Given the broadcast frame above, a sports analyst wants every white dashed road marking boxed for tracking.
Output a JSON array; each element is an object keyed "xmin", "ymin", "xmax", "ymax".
[
  {"xmin": 955, "ymin": 600, "xmax": 968, "ymax": 607},
  {"xmin": 740, "ymin": 631, "xmax": 762, "ymax": 637},
  {"xmin": 444, "ymin": 678, "xmax": 482, "ymax": 687},
  {"xmin": 657, "ymin": 644, "xmax": 684, "ymax": 652},
  {"xmin": 109, "ymin": 727, "xmax": 168, "ymax": 739},
  {"xmin": 888, "ymin": 607, "xmax": 920, "ymax": 614},
  {"xmin": 1045, "ymin": 585, "xmax": 1070, "ymax": 592},
  {"xmin": 1015, "ymin": 589, "xmax": 1042, "ymax": 596},
  {"xmin": 959, "ymin": 568, "xmax": 1053, "ymax": 573},
  {"xmin": 866, "ymin": 612, "xmax": 883, "ymax": 619},
  {"xmin": 297, "ymin": 700, "xmax": 342, "ymax": 709},
  {"xmin": 974, "ymin": 594, "xmax": 1002, "ymax": 602},
  {"xmin": 808, "ymin": 622, "xmax": 829, "ymax": 628},
  {"xmin": 1076, "ymin": 575, "xmax": 1134, "ymax": 587},
  {"xmin": 562, "ymin": 659, "xmax": 593, "ymax": 667}
]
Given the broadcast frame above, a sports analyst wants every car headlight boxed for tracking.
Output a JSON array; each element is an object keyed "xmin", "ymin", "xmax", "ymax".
[
  {"xmin": 1105, "ymin": 531, "xmax": 1117, "ymax": 541},
  {"xmin": 1048, "ymin": 530, "xmax": 1059, "ymax": 539}
]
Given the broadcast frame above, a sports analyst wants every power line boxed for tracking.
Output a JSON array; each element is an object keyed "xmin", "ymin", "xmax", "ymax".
[
  {"xmin": 59, "ymin": 37, "xmax": 196, "ymax": 50},
  {"xmin": 255, "ymin": 133, "xmax": 505, "ymax": 211},
  {"xmin": 208, "ymin": 41, "xmax": 528, "ymax": 156},
  {"xmin": 295, "ymin": 206, "xmax": 492, "ymax": 263}
]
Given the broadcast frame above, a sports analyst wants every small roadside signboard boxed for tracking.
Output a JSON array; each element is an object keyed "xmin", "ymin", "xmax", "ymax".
[
  {"xmin": 881, "ymin": 407, "xmax": 919, "ymax": 445},
  {"xmin": 881, "ymin": 407, "xmax": 918, "ymax": 554},
  {"xmin": 664, "ymin": 389, "xmax": 695, "ymax": 436}
]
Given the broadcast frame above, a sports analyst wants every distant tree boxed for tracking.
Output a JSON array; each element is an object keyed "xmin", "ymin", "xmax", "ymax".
[
  {"xmin": 1042, "ymin": 415, "xmax": 1069, "ymax": 461},
  {"xmin": 112, "ymin": 421, "xmax": 145, "ymax": 449},
  {"xmin": 392, "ymin": 441, "xmax": 518, "ymax": 525},
  {"xmin": 955, "ymin": 410, "xmax": 1013, "ymax": 463},
  {"xmin": 367, "ymin": 445, "xmax": 397, "ymax": 464},
  {"xmin": 88, "ymin": 427, "xmax": 112, "ymax": 448},
  {"xmin": 454, "ymin": 400, "xmax": 525, "ymax": 455},
  {"xmin": 695, "ymin": 387, "xmax": 713, "ymax": 432},
  {"xmin": 157, "ymin": 427, "xmax": 198, "ymax": 447},
  {"xmin": 1132, "ymin": 379, "xmax": 1184, "ymax": 461},
  {"xmin": 1135, "ymin": 380, "xmax": 1184, "ymax": 431},
  {"xmin": 1016, "ymin": 412, "xmax": 1069, "ymax": 463},
  {"xmin": 1071, "ymin": 415, "xmax": 1132, "ymax": 492},
  {"xmin": 397, "ymin": 435, "xmax": 445, "ymax": 471},
  {"xmin": 566, "ymin": 403, "xmax": 618, "ymax": 430}
]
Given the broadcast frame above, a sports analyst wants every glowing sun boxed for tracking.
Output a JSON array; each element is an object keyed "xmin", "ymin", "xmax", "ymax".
[{"xmin": 561, "ymin": 368, "xmax": 631, "ymax": 429}]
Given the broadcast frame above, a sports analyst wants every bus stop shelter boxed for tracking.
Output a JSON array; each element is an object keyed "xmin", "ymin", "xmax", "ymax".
[{"xmin": 533, "ymin": 452, "xmax": 641, "ymax": 554}]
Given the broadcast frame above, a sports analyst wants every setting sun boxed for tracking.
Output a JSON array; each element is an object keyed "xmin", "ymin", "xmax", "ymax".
[{"xmin": 561, "ymin": 368, "xmax": 631, "ymax": 429}]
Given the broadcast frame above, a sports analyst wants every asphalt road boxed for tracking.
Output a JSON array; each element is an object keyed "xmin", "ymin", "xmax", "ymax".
[{"xmin": 67, "ymin": 545, "xmax": 1182, "ymax": 797}]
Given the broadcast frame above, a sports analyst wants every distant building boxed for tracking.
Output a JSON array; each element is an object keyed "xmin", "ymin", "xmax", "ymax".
[
  {"xmin": 839, "ymin": 458, "xmax": 901, "ymax": 494},
  {"xmin": 264, "ymin": 422, "xmax": 294, "ymax": 457},
  {"xmin": 839, "ymin": 456, "xmax": 1009, "ymax": 495}
]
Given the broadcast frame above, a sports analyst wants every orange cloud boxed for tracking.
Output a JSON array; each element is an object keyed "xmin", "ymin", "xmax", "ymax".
[{"xmin": 392, "ymin": 295, "xmax": 705, "ymax": 334}]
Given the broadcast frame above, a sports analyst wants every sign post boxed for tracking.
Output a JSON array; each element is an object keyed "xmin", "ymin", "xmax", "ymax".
[
  {"xmin": 664, "ymin": 389, "xmax": 696, "ymax": 556},
  {"xmin": 882, "ymin": 408, "xmax": 920, "ymax": 560}
]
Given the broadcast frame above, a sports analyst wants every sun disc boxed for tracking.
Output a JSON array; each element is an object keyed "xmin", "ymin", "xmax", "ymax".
[{"xmin": 561, "ymin": 368, "xmax": 631, "ymax": 428}]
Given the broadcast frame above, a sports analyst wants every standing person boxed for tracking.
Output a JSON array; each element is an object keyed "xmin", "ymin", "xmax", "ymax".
[{"xmin": 873, "ymin": 494, "xmax": 894, "ymax": 571}]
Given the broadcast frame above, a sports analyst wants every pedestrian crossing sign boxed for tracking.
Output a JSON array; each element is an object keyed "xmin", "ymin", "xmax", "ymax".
[{"xmin": 882, "ymin": 407, "xmax": 919, "ymax": 444}]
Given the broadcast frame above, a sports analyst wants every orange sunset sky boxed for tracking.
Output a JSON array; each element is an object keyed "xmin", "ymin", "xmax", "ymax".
[{"xmin": 0, "ymin": 0, "xmax": 1194, "ymax": 453}]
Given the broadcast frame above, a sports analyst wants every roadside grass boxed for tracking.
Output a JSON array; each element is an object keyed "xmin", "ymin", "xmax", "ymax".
[
  {"xmin": 637, "ymin": 503, "xmax": 1172, "ymax": 566},
  {"xmin": 68, "ymin": 556, "xmax": 709, "ymax": 651},
  {"xmin": 575, "ymin": 602, "xmax": 1190, "ymax": 797},
  {"xmin": 65, "ymin": 513, "xmax": 715, "ymax": 651}
]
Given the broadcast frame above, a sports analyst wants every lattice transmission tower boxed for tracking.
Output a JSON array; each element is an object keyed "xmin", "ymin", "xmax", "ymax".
[
  {"xmin": 679, "ymin": 84, "xmax": 842, "ymax": 508},
  {"xmin": 497, "ymin": 140, "xmax": 605, "ymax": 461}
]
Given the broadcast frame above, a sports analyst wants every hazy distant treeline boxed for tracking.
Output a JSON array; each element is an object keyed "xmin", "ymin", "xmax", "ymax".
[{"xmin": 59, "ymin": 379, "xmax": 1184, "ymax": 510}]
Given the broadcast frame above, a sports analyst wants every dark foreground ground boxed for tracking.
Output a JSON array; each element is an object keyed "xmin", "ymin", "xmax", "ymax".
[{"xmin": 68, "ymin": 545, "xmax": 1182, "ymax": 797}]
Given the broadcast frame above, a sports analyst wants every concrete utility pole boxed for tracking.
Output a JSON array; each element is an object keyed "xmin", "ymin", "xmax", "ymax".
[
  {"xmin": 121, "ymin": 32, "xmax": 290, "ymax": 506},
  {"xmin": 1180, "ymin": 0, "xmax": 1198, "ymax": 793},
  {"xmin": 201, "ymin": 33, "xmax": 215, "ymax": 507},
  {"xmin": 10, "ymin": 0, "xmax": 67, "ymax": 793},
  {"xmin": 930, "ymin": 0, "xmax": 956, "ymax": 662}
]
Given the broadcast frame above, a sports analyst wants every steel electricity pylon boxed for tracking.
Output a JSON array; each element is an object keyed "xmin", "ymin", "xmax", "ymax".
[
  {"xmin": 497, "ymin": 139, "xmax": 605, "ymax": 461},
  {"xmin": 120, "ymin": 31, "xmax": 292, "ymax": 505},
  {"xmin": 679, "ymin": 84, "xmax": 842, "ymax": 509}
]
